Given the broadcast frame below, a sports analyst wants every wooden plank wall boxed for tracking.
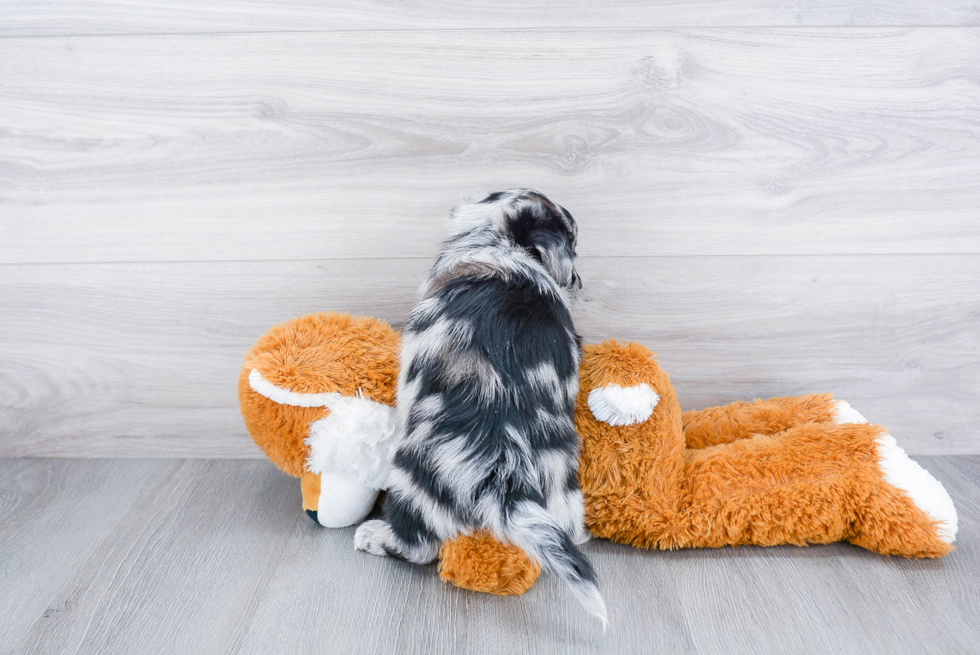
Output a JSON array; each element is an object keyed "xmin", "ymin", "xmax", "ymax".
[{"xmin": 1, "ymin": 5, "xmax": 978, "ymax": 457}]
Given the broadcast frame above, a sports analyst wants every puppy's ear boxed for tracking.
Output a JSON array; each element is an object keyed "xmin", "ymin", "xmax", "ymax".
[
  {"xmin": 478, "ymin": 191, "xmax": 507, "ymax": 204},
  {"xmin": 528, "ymin": 230, "xmax": 576, "ymax": 288},
  {"xmin": 508, "ymin": 209, "xmax": 576, "ymax": 287}
]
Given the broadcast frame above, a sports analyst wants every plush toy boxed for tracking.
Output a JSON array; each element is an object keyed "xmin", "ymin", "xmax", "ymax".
[{"xmin": 239, "ymin": 313, "xmax": 958, "ymax": 595}]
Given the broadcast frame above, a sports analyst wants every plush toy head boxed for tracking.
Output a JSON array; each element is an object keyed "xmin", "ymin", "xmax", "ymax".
[{"xmin": 238, "ymin": 313, "xmax": 401, "ymax": 527}]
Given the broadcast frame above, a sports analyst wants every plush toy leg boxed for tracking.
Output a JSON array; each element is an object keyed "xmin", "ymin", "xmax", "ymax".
[
  {"xmin": 681, "ymin": 394, "xmax": 839, "ymax": 449},
  {"xmin": 680, "ymin": 421, "xmax": 956, "ymax": 557},
  {"xmin": 300, "ymin": 469, "xmax": 380, "ymax": 528},
  {"xmin": 438, "ymin": 531, "xmax": 542, "ymax": 595},
  {"xmin": 301, "ymin": 471, "xmax": 321, "ymax": 523}
]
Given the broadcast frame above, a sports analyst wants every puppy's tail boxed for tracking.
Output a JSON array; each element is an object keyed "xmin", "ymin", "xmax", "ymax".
[{"xmin": 504, "ymin": 500, "xmax": 608, "ymax": 629}]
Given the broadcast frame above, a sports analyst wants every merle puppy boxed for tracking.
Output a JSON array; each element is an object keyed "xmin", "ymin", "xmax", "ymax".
[{"xmin": 354, "ymin": 189, "xmax": 606, "ymax": 625}]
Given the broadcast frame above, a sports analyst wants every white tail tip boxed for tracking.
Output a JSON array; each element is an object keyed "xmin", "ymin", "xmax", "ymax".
[{"xmin": 571, "ymin": 581, "xmax": 609, "ymax": 631}]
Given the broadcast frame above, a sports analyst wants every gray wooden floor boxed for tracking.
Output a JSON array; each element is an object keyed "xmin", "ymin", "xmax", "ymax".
[{"xmin": 2, "ymin": 456, "xmax": 978, "ymax": 654}]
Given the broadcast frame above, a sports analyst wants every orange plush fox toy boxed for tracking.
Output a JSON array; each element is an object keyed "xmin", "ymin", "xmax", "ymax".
[{"xmin": 239, "ymin": 313, "xmax": 958, "ymax": 596}]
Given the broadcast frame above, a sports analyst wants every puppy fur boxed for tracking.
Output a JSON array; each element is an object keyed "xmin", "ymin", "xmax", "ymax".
[{"xmin": 354, "ymin": 189, "xmax": 606, "ymax": 625}]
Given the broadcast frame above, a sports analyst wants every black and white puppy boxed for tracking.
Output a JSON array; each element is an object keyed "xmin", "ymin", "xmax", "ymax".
[{"xmin": 354, "ymin": 189, "xmax": 606, "ymax": 625}]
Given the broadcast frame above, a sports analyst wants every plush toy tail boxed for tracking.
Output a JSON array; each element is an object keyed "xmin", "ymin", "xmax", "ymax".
[{"xmin": 504, "ymin": 500, "xmax": 608, "ymax": 630}]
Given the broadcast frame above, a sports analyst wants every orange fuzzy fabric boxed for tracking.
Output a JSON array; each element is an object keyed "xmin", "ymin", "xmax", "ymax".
[
  {"xmin": 301, "ymin": 472, "xmax": 321, "ymax": 512},
  {"xmin": 238, "ymin": 313, "xmax": 399, "ymax": 477},
  {"xmin": 682, "ymin": 394, "xmax": 838, "ymax": 449},
  {"xmin": 438, "ymin": 530, "xmax": 542, "ymax": 595}
]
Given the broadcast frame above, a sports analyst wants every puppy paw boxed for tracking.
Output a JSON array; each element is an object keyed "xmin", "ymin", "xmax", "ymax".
[{"xmin": 354, "ymin": 519, "xmax": 391, "ymax": 556}]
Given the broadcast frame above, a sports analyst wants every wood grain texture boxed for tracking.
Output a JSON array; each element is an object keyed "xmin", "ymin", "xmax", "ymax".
[
  {"xmin": 1, "ymin": 255, "xmax": 977, "ymax": 458},
  {"xmin": 1, "ymin": 456, "xmax": 978, "ymax": 654},
  {"xmin": 6, "ymin": 459, "xmax": 301, "ymax": 655},
  {"xmin": 1, "ymin": 29, "xmax": 978, "ymax": 263},
  {"xmin": 0, "ymin": 459, "xmax": 173, "ymax": 647},
  {"xmin": 1, "ymin": 0, "xmax": 978, "ymax": 36}
]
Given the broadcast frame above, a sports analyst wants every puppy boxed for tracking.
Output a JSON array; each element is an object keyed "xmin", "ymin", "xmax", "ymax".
[{"xmin": 354, "ymin": 189, "xmax": 606, "ymax": 625}]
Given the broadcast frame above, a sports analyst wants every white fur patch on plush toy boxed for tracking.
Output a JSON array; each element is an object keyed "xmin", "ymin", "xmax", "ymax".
[
  {"xmin": 317, "ymin": 471, "xmax": 381, "ymax": 528},
  {"xmin": 588, "ymin": 383, "xmax": 660, "ymax": 426},
  {"xmin": 834, "ymin": 399, "xmax": 957, "ymax": 544},
  {"xmin": 248, "ymin": 369, "xmax": 345, "ymax": 408},
  {"xmin": 248, "ymin": 369, "xmax": 399, "ymax": 489},
  {"xmin": 875, "ymin": 434, "xmax": 958, "ymax": 543},
  {"xmin": 306, "ymin": 394, "xmax": 399, "ymax": 489},
  {"xmin": 833, "ymin": 400, "xmax": 869, "ymax": 425}
]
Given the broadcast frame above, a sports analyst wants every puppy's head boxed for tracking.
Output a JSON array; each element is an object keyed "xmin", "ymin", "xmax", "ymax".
[{"xmin": 451, "ymin": 188, "xmax": 581, "ymax": 291}]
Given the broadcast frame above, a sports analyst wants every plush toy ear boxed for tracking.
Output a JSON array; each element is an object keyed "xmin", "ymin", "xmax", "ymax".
[{"xmin": 588, "ymin": 383, "xmax": 660, "ymax": 426}]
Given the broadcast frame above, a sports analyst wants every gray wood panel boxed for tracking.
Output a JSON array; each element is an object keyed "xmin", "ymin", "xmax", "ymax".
[
  {"xmin": 6, "ymin": 459, "xmax": 301, "ymax": 655},
  {"xmin": 2, "ymin": 255, "xmax": 977, "ymax": 458},
  {"xmin": 0, "ymin": 459, "xmax": 174, "ymax": 647},
  {"xmin": 1, "ymin": 0, "xmax": 977, "ymax": 36},
  {"xmin": 1, "ymin": 29, "xmax": 978, "ymax": 264},
  {"xmin": 1, "ymin": 456, "xmax": 978, "ymax": 654}
]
